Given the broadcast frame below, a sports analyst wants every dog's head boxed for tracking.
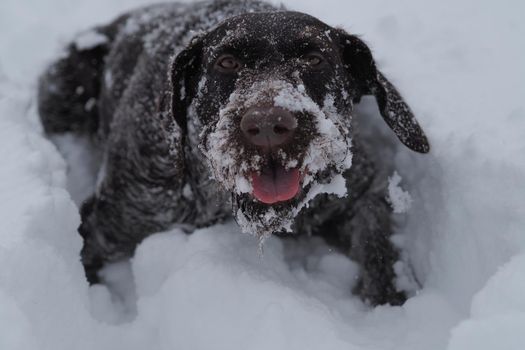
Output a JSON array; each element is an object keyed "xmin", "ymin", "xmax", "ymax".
[{"xmin": 169, "ymin": 11, "xmax": 429, "ymax": 237}]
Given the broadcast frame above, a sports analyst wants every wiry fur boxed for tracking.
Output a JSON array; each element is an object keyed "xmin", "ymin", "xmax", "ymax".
[{"xmin": 38, "ymin": 0, "xmax": 429, "ymax": 305}]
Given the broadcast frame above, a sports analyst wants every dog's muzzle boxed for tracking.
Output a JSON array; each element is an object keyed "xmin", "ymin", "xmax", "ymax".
[{"xmin": 240, "ymin": 106, "xmax": 301, "ymax": 204}]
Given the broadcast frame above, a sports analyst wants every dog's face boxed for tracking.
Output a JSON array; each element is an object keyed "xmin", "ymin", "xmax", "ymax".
[{"xmin": 170, "ymin": 11, "xmax": 429, "ymax": 237}]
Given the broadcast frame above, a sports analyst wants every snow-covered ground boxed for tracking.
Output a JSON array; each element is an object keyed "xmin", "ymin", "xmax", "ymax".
[{"xmin": 1, "ymin": 0, "xmax": 524, "ymax": 349}]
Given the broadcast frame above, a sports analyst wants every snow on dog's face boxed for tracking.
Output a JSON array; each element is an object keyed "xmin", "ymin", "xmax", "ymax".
[
  {"xmin": 170, "ymin": 12, "xmax": 430, "ymax": 237},
  {"xmin": 203, "ymin": 75, "xmax": 353, "ymax": 237}
]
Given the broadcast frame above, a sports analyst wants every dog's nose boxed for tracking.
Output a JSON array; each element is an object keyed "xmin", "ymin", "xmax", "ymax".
[{"xmin": 240, "ymin": 107, "xmax": 297, "ymax": 147}]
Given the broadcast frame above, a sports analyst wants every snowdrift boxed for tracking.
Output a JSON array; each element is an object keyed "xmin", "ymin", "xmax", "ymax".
[{"xmin": 0, "ymin": 0, "xmax": 524, "ymax": 349}]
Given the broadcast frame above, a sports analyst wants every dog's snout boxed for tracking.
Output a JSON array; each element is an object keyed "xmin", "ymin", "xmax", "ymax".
[{"xmin": 240, "ymin": 107, "xmax": 297, "ymax": 147}]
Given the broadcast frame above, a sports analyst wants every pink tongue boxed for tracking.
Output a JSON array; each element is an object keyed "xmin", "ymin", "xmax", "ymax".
[{"xmin": 251, "ymin": 167, "xmax": 300, "ymax": 204}]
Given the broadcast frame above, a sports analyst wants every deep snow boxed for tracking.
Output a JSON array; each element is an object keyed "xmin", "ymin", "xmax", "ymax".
[{"xmin": 1, "ymin": 0, "xmax": 524, "ymax": 349}]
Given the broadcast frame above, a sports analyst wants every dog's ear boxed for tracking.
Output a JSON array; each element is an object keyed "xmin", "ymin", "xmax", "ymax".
[
  {"xmin": 337, "ymin": 32, "xmax": 430, "ymax": 153},
  {"xmin": 169, "ymin": 36, "xmax": 204, "ymax": 134}
]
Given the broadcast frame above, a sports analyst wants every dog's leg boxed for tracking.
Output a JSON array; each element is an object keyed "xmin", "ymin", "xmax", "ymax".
[
  {"xmin": 344, "ymin": 194, "xmax": 406, "ymax": 306},
  {"xmin": 78, "ymin": 183, "xmax": 191, "ymax": 283},
  {"xmin": 78, "ymin": 196, "xmax": 139, "ymax": 284},
  {"xmin": 320, "ymin": 196, "xmax": 406, "ymax": 305},
  {"xmin": 77, "ymin": 142, "xmax": 193, "ymax": 283},
  {"xmin": 318, "ymin": 193, "xmax": 405, "ymax": 306},
  {"xmin": 312, "ymin": 142, "xmax": 406, "ymax": 305}
]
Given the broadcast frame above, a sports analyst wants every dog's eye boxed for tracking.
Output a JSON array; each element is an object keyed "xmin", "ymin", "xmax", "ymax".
[
  {"xmin": 301, "ymin": 53, "xmax": 325, "ymax": 68},
  {"xmin": 214, "ymin": 54, "xmax": 242, "ymax": 73}
]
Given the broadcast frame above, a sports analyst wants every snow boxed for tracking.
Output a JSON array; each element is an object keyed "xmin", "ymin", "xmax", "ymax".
[
  {"xmin": 73, "ymin": 30, "xmax": 108, "ymax": 50},
  {"xmin": 0, "ymin": 0, "xmax": 524, "ymax": 350},
  {"xmin": 387, "ymin": 171, "xmax": 412, "ymax": 213},
  {"xmin": 448, "ymin": 254, "xmax": 525, "ymax": 350}
]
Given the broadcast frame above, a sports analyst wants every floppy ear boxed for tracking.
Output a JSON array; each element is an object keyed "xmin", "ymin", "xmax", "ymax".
[
  {"xmin": 169, "ymin": 36, "xmax": 204, "ymax": 134},
  {"xmin": 338, "ymin": 32, "xmax": 430, "ymax": 153}
]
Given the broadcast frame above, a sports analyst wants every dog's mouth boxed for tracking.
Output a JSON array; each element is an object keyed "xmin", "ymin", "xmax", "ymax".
[{"xmin": 250, "ymin": 163, "xmax": 301, "ymax": 204}]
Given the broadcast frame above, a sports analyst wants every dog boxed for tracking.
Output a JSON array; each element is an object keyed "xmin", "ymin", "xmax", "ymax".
[{"xmin": 38, "ymin": 0, "xmax": 429, "ymax": 305}]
